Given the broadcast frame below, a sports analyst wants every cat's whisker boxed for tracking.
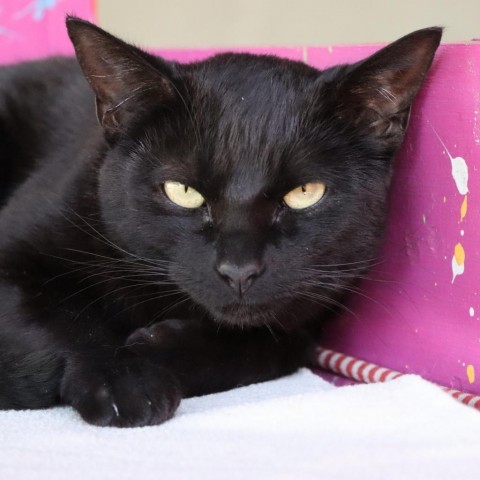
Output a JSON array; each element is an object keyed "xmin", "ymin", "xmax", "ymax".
[
  {"xmin": 300, "ymin": 256, "xmax": 385, "ymax": 272},
  {"xmin": 47, "ymin": 233, "xmax": 178, "ymax": 274},
  {"xmin": 77, "ymin": 267, "xmax": 174, "ymax": 284},
  {"xmin": 60, "ymin": 208, "xmax": 168, "ymax": 269},
  {"xmin": 70, "ymin": 283, "xmax": 151, "ymax": 322},
  {"xmin": 262, "ymin": 317, "xmax": 279, "ymax": 342},
  {"xmin": 301, "ymin": 269, "xmax": 403, "ymax": 292},
  {"xmin": 111, "ymin": 289, "xmax": 188, "ymax": 320},
  {"xmin": 43, "ymin": 259, "xmax": 173, "ymax": 287},
  {"xmin": 299, "ymin": 265, "xmax": 379, "ymax": 277},
  {"xmin": 151, "ymin": 293, "xmax": 192, "ymax": 323},
  {"xmin": 58, "ymin": 272, "xmax": 154, "ymax": 305},
  {"xmin": 302, "ymin": 271, "xmax": 400, "ymax": 287},
  {"xmin": 301, "ymin": 279, "xmax": 392, "ymax": 314},
  {"xmin": 295, "ymin": 290, "xmax": 359, "ymax": 320},
  {"xmin": 74, "ymin": 282, "xmax": 185, "ymax": 322}
]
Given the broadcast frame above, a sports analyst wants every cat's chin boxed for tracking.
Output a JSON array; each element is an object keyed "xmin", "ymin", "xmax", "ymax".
[{"xmin": 211, "ymin": 302, "xmax": 286, "ymax": 328}]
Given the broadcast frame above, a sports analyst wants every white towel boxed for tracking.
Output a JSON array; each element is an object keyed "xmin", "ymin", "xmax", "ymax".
[{"xmin": 1, "ymin": 369, "xmax": 480, "ymax": 480}]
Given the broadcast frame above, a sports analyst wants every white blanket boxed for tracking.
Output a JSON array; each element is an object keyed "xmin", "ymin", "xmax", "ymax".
[{"xmin": 1, "ymin": 370, "xmax": 480, "ymax": 480}]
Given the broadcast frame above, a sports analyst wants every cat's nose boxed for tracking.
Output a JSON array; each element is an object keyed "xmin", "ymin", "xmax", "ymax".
[{"xmin": 216, "ymin": 261, "xmax": 264, "ymax": 298}]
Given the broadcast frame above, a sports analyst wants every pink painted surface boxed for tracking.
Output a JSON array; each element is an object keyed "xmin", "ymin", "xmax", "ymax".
[
  {"xmin": 155, "ymin": 47, "xmax": 304, "ymax": 64},
  {"xmin": 306, "ymin": 44, "xmax": 381, "ymax": 68},
  {"xmin": 318, "ymin": 43, "xmax": 480, "ymax": 395},
  {"xmin": 2, "ymin": 12, "xmax": 479, "ymax": 394},
  {"xmin": 0, "ymin": 0, "xmax": 96, "ymax": 64}
]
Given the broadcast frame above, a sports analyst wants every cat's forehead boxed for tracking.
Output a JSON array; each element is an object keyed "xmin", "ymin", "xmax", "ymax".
[
  {"xmin": 145, "ymin": 55, "xmax": 330, "ymax": 202},
  {"xmin": 183, "ymin": 54, "xmax": 321, "ymax": 188},
  {"xmin": 188, "ymin": 53, "xmax": 319, "ymax": 108}
]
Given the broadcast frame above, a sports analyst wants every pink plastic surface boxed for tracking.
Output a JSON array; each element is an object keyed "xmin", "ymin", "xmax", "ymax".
[
  {"xmin": 1, "ymin": 10, "xmax": 479, "ymax": 394},
  {"xmin": 0, "ymin": 0, "xmax": 96, "ymax": 64},
  {"xmin": 320, "ymin": 44, "xmax": 480, "ymax": 395}
]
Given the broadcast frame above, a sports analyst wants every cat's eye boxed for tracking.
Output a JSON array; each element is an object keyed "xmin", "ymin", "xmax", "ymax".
[
  {"xmin": 283, "ymin": 182, "xmax": 326, "ymax": 210},
  {"xmin": 163, "ymin": 181, "xmax": 205, "ymax": 209}
]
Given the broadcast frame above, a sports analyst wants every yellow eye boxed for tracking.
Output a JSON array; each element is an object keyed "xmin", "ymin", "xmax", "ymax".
[
  {"xmin": 163, "ymin": 181, "xmax": 205, "ymax": 209},
  {"xmin": 283, "ymin": 182, "xmax": 326, "ymax": 210}
]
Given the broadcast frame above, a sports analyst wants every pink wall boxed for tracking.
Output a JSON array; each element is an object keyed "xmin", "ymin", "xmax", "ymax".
[
  {"xmin": 319, "ymin": 44, "xmax": 480, "ymax": 395},
  {"xmin": 0, "ymin": 0, "xmax": 96, "ymax": 64}
]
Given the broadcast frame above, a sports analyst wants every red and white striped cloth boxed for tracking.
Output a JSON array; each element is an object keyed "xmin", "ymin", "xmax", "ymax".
[{"xmin": 316, "ymin": 347, "xmax": 480, "ymax": 411}]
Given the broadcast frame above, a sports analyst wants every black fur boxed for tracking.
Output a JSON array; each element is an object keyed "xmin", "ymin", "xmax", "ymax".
[{"xmin": 0, "ymin": 18, "xmax": 441, "ymax": 426}]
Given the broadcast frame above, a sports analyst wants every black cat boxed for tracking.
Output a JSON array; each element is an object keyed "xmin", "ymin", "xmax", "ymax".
[{"xmin": 0, "ymin": 18, "xmax": 441, "ymax": 427}]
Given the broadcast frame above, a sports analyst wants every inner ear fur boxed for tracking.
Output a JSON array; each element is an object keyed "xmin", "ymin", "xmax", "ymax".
[
  {"xmin": 66, "ymin": 16, "xmax": 177, "ymax": 137},
  {"xmin": 336, "ymin": 27, "xmax": 442, "ymax": 145}
]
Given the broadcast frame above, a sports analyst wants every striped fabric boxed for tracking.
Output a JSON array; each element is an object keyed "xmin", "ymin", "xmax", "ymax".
[{"xmin": 317, "ymin": 347, "xmax": 480, "ymax": 411}]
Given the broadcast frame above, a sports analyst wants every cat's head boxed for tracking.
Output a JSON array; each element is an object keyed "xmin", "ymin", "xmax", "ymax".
[{"xmin": 67, "ymin": 18, "xmax": 441, "ymax": 329}]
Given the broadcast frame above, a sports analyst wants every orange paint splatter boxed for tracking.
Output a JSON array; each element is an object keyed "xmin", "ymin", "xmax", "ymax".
[
  {"xmin": 452, "ymin": 243, "xmax": 466, "ymax": 283},
  {"xmin": 467, "ymin": 364, "xmax": 475, "ymax": 384},
  {"xmin": 461, "ymin": 196, "xmax": 468, "ymax": 221},
  {"xmin": 455, "ymin": 243, "xmax": 465, "ymax": 265}
]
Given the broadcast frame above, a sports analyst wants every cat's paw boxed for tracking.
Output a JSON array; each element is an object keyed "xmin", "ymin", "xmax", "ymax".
[
  {"xmin": 61, "ymin": 358, "xmax": 181, "ymax": 427},
  {"xmin": 126, "ymin": 319, "xmax": 190, "ymax": 351}
]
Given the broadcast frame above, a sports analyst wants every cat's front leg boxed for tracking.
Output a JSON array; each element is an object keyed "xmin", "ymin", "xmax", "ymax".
[
  {"xmin": 126, "ymin": 318, "xmax": 316, "ymax": 398},
  {"xmin": 60, "ymin": 350, "xmax": 181, "ymax": 427},
  {"xmin": 0, "ymin": 277, "xmax": 181, "ymax": 427}
]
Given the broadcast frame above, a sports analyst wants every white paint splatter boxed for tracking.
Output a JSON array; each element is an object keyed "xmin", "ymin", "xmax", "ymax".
[
  {"xmin": 451, "ymin": 157, "xmax": 469, "ymax": 194},
  {"xmin": 431, "ymin": 127, "xmax": 469, "ymax": 195},
  {"xmin": 461, "ymin": 230, "xmax": 465, "ymax": 236},
  {"xmin": 452, "ymin": 243, "xmax": 465, "ymax": 284},
  {"xmin": 452, "ymin": 255, "xmax": 464, "ymax": 283},
  {"xmin": 470, "ymin": 307, "xmax": 475, "ymax": 317}
]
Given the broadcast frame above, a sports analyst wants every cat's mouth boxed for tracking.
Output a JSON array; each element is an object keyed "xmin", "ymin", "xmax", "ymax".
[{"xmin": 213, "ymin": 301, "xmax": 285, "ymax": 327}]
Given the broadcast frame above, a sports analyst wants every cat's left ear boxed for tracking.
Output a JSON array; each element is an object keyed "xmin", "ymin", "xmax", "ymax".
[
  {"xmin": 66, "ymin": 17, "xmax": 176, "ymax": 138},
  {"xmin": 336, "ymin": 27, "xmax": 442, "ymax": 147}
]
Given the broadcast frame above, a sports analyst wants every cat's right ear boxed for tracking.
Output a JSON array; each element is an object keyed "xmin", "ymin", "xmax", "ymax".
[{"xmin": 66, "ymin": 17, "xmax": 176, "ymax": 138}]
